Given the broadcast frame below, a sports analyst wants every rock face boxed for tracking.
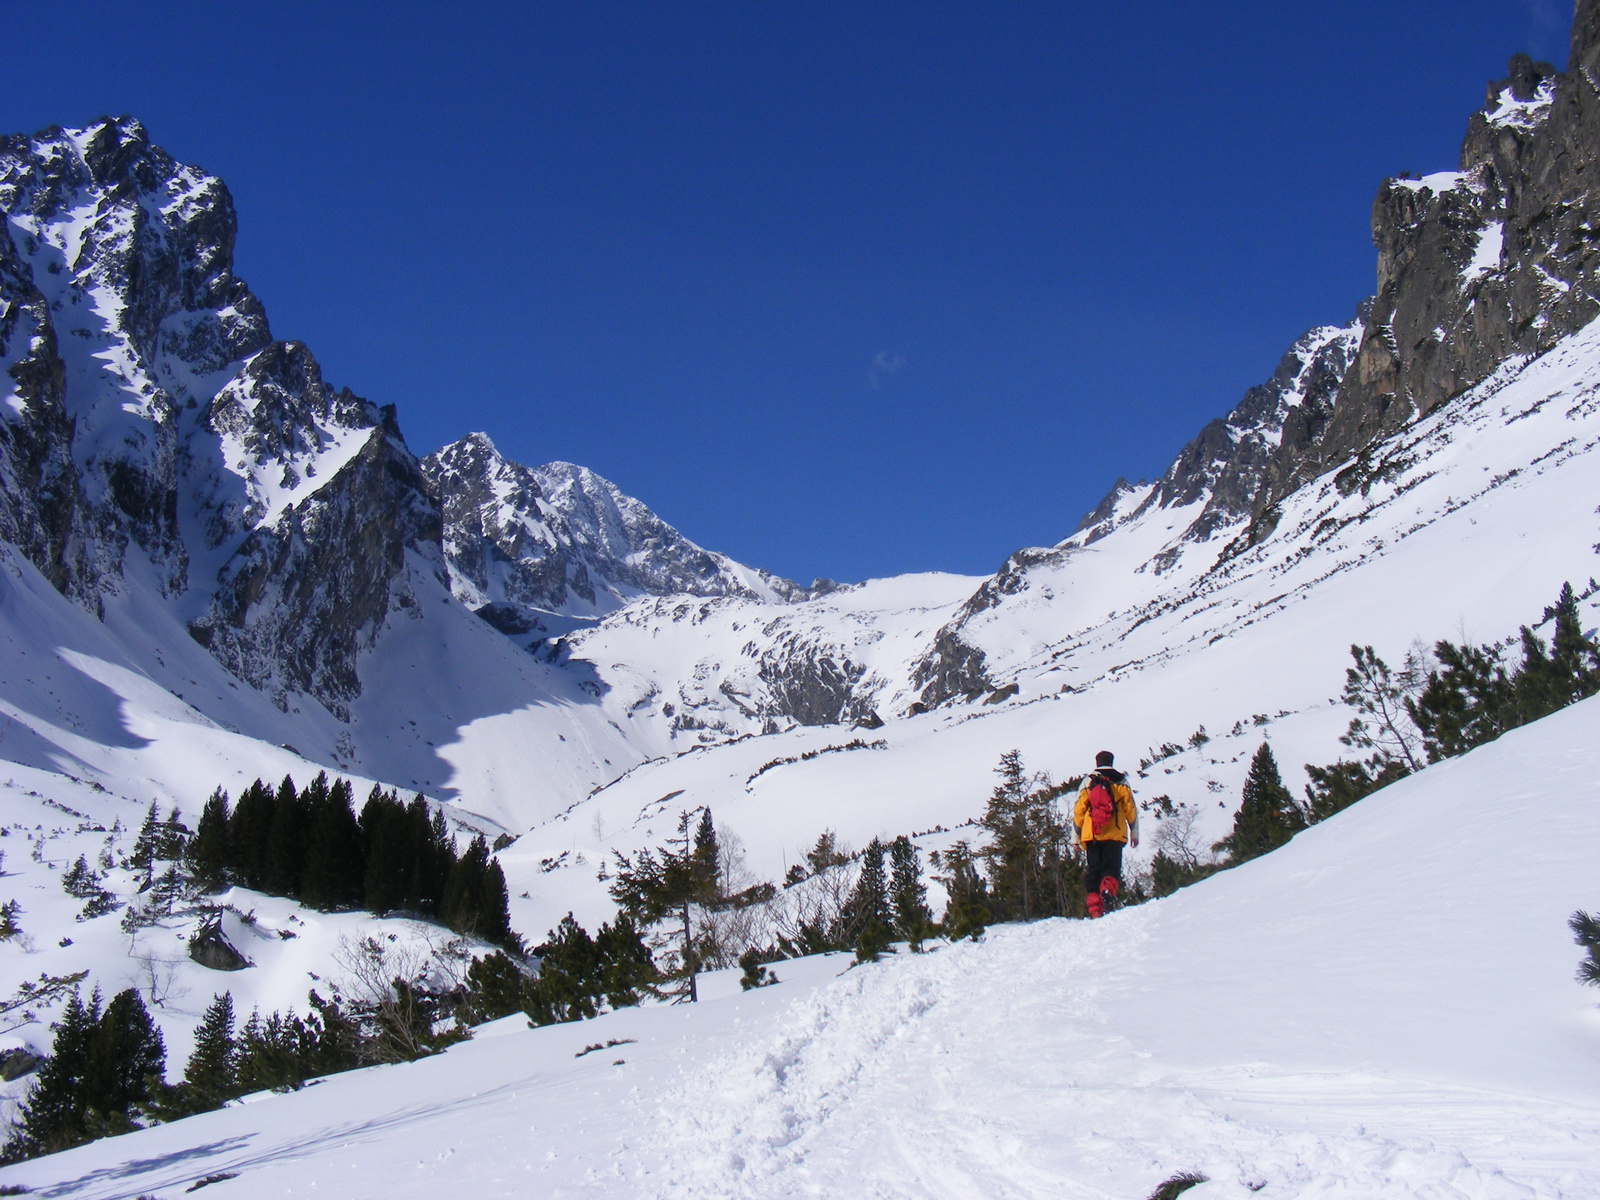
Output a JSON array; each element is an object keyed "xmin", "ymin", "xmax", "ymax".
[
  {"xmin": 0, "ymin": 118, "xmax": 270, "ymax": 605},
  {"xmin": 1280, "ymin": 11, "xmax": 1600, "ymax": 492},
  {"xmin": 0, "ymin": 118, "xmax": 443, "ymax": 719},
  {"xmin": 1068, "ymin": 6, "xmax": 1600, "ymax": 563},
  {"xmin": 187, "ymin": 345, "xmax": 443, "ymax": 719},
  {"xmin": 188, "ymin": 920, "xmax": 250, "ymax": 971},
  {"xmin": 1115, "ymin": 317, "xmax": 1365, "ymax": 548},
  {"xmin": 424, "ymin": 433, "xmax": 808, "ymax": 634}
]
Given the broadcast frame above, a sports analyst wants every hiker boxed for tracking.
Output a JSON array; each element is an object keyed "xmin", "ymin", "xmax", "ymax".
[{"xmin": 1074, "ymin": 750, "xmax": 1137, "ymax": 917}]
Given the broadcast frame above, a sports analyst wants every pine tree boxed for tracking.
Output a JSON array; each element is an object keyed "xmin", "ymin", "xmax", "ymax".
[
  {"xmin": 175, "ymin": 992, "xmax": 236, "ymax": 1114},
  {"xmin": 425, "ymin": 808, "xmax": 458, "ymax": 912},
  {"xmin": 227, "ymin": 779, "xmax": 276, "ymax": 890},
  {"xmin": 693, "ymin": 808, "xmax": 720, "ymax": 899},
  {"xmin": 1571, "ymin": 910, "xmax": 1600, "ymax": 987},
  {"xmin": 889, "ymin": 836, "xmax": 933, "ymax": 948},
  {"xmin": 478, "ymin": 858, "xmax": 512, "ymax": 947},
  {"xmin": 301, "ymin": 777, "xmax": 362, "ymax": 910},
  {"xmin": 129, "ymin": 802, "xmax": 161, "ymax": 889},
  {"xmin": 441, "ymin": 835, "xmax": 490, "ymax": 936},
  {"xmin": 837, "ymin": 838, "xmax": 891, "ymax": 960},
  {"xmin": 82, "ymin": 988, "xmax": 165, "ymax": 1136},
  {"xmin": 976, "ymin": 750, "xmax": 1072, "ymax": 920},
  {"xmin": 594, "ymin": 915, "xmax": 659, "ymax": 1008},
  {"xmin": 158, "ymin": 808, "xmax": 191, "ymax": 865},
  {"xmin": 263, "ymin": 775, "xmax": 307, "ymax": 897},
  {"xmin": 462, "ymin": 952, "xmax": 533, "ymax": 1024},
  {"xmin": 608, "ymin": 809, "xmax": 717, "ymax": 1001},
  {"xmin": 360, "ymin": 787, "xmax": 408, "ymax": 914},
  {"xmin": 525, "ymin": 915, "xmax": 603, "ymax": 1025},
  {"xmin": 186, "ymin": 788, "xmax": 231, "ymax": 893},
  {"xmin": 1216, "ymin": 743, "xmax": 1305, "ymax": 864},
  {"xmin": 1303, "ymin": 756, "xmax": 1409, "ymax": 824},
  {"xmin": 935, "ymin": 841, "xmax": 990, "ymax": 941},
  {"xmin": 61, "ymin": 855, "xmax": 101, "ymax": 900},
  {"xmin": 4, "ymin": 988, "xmax": 99, "ymax": 1160},
  {"xmin": 1338, "ymin": 644, "xmax": 1425, "ymax": 772},
  {"xmin": 1515, "ymin": 582, "xmax": 1600, "ymax": 721}
]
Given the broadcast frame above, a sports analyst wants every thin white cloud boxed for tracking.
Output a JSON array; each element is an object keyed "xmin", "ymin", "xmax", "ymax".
[{"xmin": 869, "ymin": 350, "xmax": 906, "ymax": 389}]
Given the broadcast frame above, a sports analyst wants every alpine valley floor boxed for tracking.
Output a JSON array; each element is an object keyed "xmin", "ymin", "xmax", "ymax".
[{"xmin": 2, "ymin": 695, "xmax": 1595, "ymax": 1200}]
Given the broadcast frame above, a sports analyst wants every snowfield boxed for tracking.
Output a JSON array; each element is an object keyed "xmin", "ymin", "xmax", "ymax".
[{"xmin": 2, "ymin": 696, "xmax": 1594, "ymax": 1199}]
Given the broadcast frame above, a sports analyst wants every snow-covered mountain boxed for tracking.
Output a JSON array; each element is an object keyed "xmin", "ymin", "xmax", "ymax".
[
  {"xmin": 423, "ymin": 432, "xmax": 814, "ymax": 643},
  {"xmin": 1, "ymin": 8, "xmax": 1600, "ymax": 1192}
]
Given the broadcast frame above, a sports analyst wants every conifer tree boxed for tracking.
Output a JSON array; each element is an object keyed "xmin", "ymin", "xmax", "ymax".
[
  {"xmin": 227, "ymin": 779, "xmax": 276, "ymax": 890},
  {"xmin": 1514, "ymin": 583, "xmax": 1600, "ymax": 721},
  {"xmin": 360, "ymin": 787, "xmax": 409, "ymax": 914},
  {"xmin": 837, "ymin": 838, "xmax": 891, "ymax": 959},
  {"xmin": 301, "ymin": 777, "xmax": 362, "ymax": 910},
  {"xmin": 1571, "ymin": 910, "xmax": 1600, "ymax": 987},
  {"xmin": 693, "ymin": 808, "xmax": 720, "ymax": 897},
  {"xmin": 1216, "ymin": 743, "xmax": 1305, "ymax": 864},
  {"xmin": 935, "ymin": 841, "xmax": 990, "ymax": 941},
  {"xmin": 594, "ymin": 915, "xmax": 659, "ymax": 1007},
  {"xmin": 186, "ymin": 788, "xmax": 231, "ymax": 893},
  {"xmin": 976, "ymin": 750, "xmax": 1072, "ymax": 920},
  {"xmin": 5, "ymin": 988, "xmax": 99, "ymax": 1160},
  {"xmin": 608, "ymin": 809, "xmax": 717, "ymax": 1001},
  {"xmin": 263, "ymin": 775, "xmax": 306, "ymax": 896},
  {"xmin": 1338, "ymin": 644, "xmax": 1426, "ymax": 772},
  {"xmin": 478, "ymin": 858, "xmax": 512, "ymax": 947},
  {"xmin": 441, "ymin": 835, "xmax": 490, "ymax": 936},
  {"xmin": 81, "ymin": 988, "xmax": 165, "ymax": 1137},
  {"xmin": 158, "ymin": 808, "xmax": 191, "ymax": 866},
  {"xmin": 129, "ymin": 802, "xmax": 161, "ymax": 889},
  {"xmin": 889, "ymin": 836, "xmax": 933, "ymax": 948},
  {"xmin": 175, "ymin": 992, "xmax": 236, "ymax": 1114}
]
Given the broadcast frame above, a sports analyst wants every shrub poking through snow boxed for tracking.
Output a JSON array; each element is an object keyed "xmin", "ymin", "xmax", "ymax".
[
  {"xmin": 1571, "ymin": 910, "xmax": 1600, "ymax": 987},
  {"xmin": 1147, "ymin": 1172, "xmax": 1208, "ymax": 1200}
]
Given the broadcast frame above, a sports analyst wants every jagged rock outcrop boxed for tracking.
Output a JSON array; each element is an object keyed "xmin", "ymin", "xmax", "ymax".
[
  {"xmin": 190, "ymin": 414, "xmax": 442, "ymax": 721},
  {"xmin": 0, "ymin": 118, "xmax": 442, "ymax": 719},
  {"xmin": 1116, "ymin": 318, "xmax": 1364, "ymax": 546},
  {"xmin": 0, "ymin": 118, "xmax": 271, "ymax": 601},
  {"xmin": 424, "ymin": 432, "xmax": 809, "ymax": 630},
  {"xmin": 1285, "ymin": 11, "xmax": 1600, "ymax": 489}
]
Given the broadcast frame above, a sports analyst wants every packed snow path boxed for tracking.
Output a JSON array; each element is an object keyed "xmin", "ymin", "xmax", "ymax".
[{"xmin": 3, "ymin": 699, "xmax": 1597, "ymax": 1199}]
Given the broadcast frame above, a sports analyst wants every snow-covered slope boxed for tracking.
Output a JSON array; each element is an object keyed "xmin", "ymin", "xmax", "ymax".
[
  {"xmin": 4, "ymin": 696, "xmax": 1594, "ymax": 1199},
  {"xmin": 498, "ymin": 304, "xmax": 1600, "ymax": 938}
]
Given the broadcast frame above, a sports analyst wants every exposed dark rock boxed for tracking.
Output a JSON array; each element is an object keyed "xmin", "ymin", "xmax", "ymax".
[
  {"xmin": 188, "ymin": 920, "xmax": 251, "ymax": 971},
  {"xmin": 0, "ymin": 1048, "xmax": 42, "ymax": 1081},
  {"xmin": 983, "ymin": 683, "xmax": 1020, "ymax": 705},
  {"xmin": 0, "ymin": 117, "xmax": 272, "ymax": 603},
  {"xmin": 190, "ymin": 413, "xmax": 444, "ymax": 721},
  {"xmin": 423, "ymin": 433, "xmax": 811, "ymax": 624},
  {"xmin": 1279, "ymin": 17, "xmax": 1600, "ymax": 493},
  {"xmin": 909, "ymin": 627, "xmax": 992, "ymax": 711},
  {"xmin": 755, "ymin": 640, "xmax": 870, "ymax": 726}
]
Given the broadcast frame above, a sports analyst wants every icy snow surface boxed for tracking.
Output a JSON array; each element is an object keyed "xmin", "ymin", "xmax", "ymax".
[{"xmin": 2, "ymin": 697, "xmax": 1595, "ymax": 1199}]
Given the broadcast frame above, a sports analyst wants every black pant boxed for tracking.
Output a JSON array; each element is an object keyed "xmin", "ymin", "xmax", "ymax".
[{"xmin": 1084, "ymin": 840, "xmax": 1123, "ymax": 894}]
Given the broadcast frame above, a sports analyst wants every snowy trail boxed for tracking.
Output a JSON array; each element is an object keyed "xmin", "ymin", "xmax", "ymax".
[{"xmin": 3, "ymin": 700, "xmax": 1596, "ymax": 1199}]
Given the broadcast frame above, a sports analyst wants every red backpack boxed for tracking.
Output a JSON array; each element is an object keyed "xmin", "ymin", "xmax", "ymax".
[{"xmin": 1086, "ymin": 776, "xmax": 1116, "ymax": 837}]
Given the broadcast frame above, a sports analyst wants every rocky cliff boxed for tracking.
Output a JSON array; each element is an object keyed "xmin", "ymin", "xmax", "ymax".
[
  {"xmin": 424, "ymin": 433, "xmax": 811, "ymax": 638},
  {"xmin": 0, "ymin": 118, "xmax": 442, "ymax": 719},
  {"xmin": 912, "ymin": 3, "xmax": 1600, "ymax": 711}
]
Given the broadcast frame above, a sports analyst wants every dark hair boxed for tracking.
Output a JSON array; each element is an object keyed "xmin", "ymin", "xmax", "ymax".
[{"xmin": 1094, "ymin": 750, "xmax": 1115, "ymax": 768}]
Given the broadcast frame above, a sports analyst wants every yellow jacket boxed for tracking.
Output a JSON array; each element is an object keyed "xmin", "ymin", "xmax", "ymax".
[{"xmin": 1073, "ymin": 773, "xmax": 1137, "ymax": 844}]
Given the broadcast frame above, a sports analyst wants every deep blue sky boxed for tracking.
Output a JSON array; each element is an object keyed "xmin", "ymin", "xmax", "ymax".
[{"xmin": 1, "ymin": 2, "xmax": 1571, "ymax": 584}]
